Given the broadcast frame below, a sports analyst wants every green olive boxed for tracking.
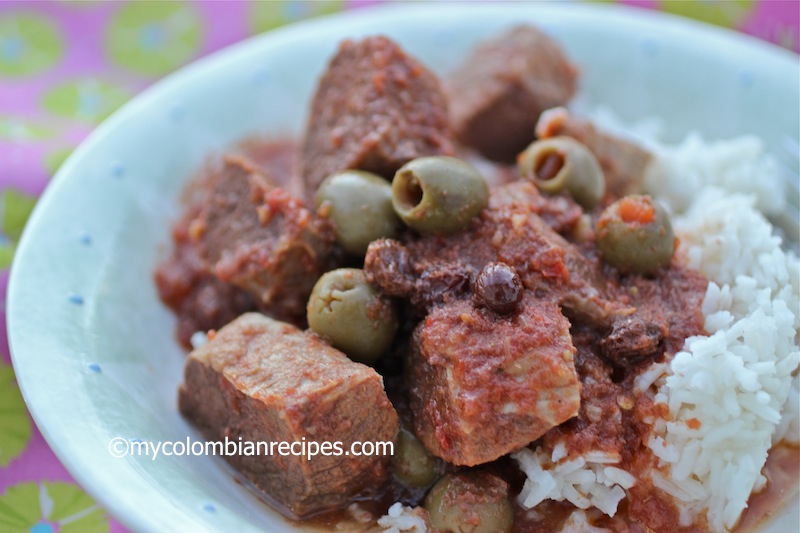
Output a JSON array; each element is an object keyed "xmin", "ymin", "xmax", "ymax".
[
  {"xmin": 391, "ymin": 429, "xmax": 440, "ymax": 487},
  {"xmin": 307, "ymin": 268, "xmax": 398, "ymax": 363},
  {"xmin": 424, "ymin": 473, "xmax": 514, "ymax": 533},
  {"xmin": 518, "ymin": 136, "xmax": 605, "ymax": 209},
  {"xmin": 596, "ymin": 195, "xmax": 674, "ymax": 275},
  {"xmin": 392, "ymin": 156, "xmax": 489, "ymax": 235},
  {"xmin": 315, "ymin": 170, "xmax": 401, "ymax": 255}
]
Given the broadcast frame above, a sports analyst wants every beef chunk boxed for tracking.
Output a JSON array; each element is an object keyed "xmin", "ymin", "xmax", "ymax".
[
  {"xmin": 179, "ymin": 313, "xmax": 399, "ymax": 518},
  {"xmin": 536, "ymin": 107, "xmax": 653, "ymax": 197},
  {"xmin": 300, "ymin": 36, "xmax": 454, "ymax": 192},
  {"xmin": 408, "ymin": 296, "xmax": 580, "ymax": 466},
  {"xmin": 190, "ymin": 155, "xmax": 335, "ymax": 320},
  {"xmin": 232, "ymin": 137, "xmax": 306, "ymax": 200},
  {"xmin": 488, "ymin": 180, "xmax": 583, "ymax": 236},
  {"xmin": 447, "ymin": 25, "xmax": 578, "ymax": 163},
  {"xmin": 155, "ymin": 187, "xmax": 261, "ymax": 349},
  {"xmin": 155, "ymin": 236, "xmax": 257, "ymax": 348},
  {"xmin": 155, "ymin": 146, "xmax": 323, "ymax": 345}
]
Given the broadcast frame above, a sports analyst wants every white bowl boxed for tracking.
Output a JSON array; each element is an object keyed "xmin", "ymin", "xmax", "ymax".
[{"xmin": 8, "ymin": 3, "xmax": 798, "ymax": 532}]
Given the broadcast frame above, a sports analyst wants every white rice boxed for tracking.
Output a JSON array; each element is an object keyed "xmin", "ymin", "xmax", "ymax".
[
  {"xmin": 512, "ymin": 447, "xmax": 635, "ymax": 518},
  {"xmin": 377, "ymin": 502, "xmax": 427, "ymax": 532},
  {"xmin": 649, "ymin": 134, "xmax": 784, "ymax": 218},
  {"xmin": 557, "ymin": 509, "xmax": 613, "ymax": 533},
  {"xmin": 644, "ymin": 186, "xmax": 799, "ymax": 532},
  {"xmin": 634, "ymin": 129, "xmax": 798, "ymax": 531},
  {"xmin": 190, "ymin": 330, "xmax": 208, "ymax": 349}
]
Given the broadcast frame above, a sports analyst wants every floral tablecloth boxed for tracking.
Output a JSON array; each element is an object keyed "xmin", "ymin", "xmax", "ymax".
[{"xmin": 0, "ymin": 1, "xmax": 797, "ymax": 531}]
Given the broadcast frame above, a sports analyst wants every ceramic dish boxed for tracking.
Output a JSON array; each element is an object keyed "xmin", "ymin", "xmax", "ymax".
[{"xmin": 8, "ymin": 3, "xmax": 799, "ymax": 532}]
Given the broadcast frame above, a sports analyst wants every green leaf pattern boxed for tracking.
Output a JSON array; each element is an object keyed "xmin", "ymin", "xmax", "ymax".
[
  {"xmin": 250, "ymin": 0, "xmax": 343, "ymax": 34},
  {"xmin": 0, "ymin": 483, "xmax": 40, "ymax": 532},
  {"xmin": 44, "ymin": 147, "xmax": 74, "ymax": 178},
  {"xmin": 0, "ymin": 482, "xmax": 109, "ymax": 533},
  {"xmin": 0, "ymin": 363, "xmax": 31, "ymax": 468},
  {"xmin": 42, "ymin": 79, "xmax": 130, "ymax": 124},
  {"xmin": 0, "ymin": 241, "xmax": 16, "ymax": 270},
  {"xmin": 1, "ymin": 189, "xmax": 37, "ymax": 242},
  {"xmin": 0, "ymin": 117, "xmax": 55, "ymax": 142},
  {"xmin": 0, "ymin": 13, "xmax": 63, "ymax": 77},
  {"xmin": 105, "ymin": 1, "xmax": 202, "ymax": 76},
  {"xmin": 0, "ymin": 189, "xmax": 38, "ymax": 270},
  {"xmin": 661, "ymin": 0, "xmax": 755, "ymax": 28}
]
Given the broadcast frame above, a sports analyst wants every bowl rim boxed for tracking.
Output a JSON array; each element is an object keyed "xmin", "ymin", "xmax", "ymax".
[{"xmin": 7, "ymin": 2, "xmax": 799, "ymax": 532}]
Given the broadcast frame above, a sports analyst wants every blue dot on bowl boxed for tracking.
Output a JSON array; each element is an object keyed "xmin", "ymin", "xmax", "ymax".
[
  {"xmin": 67, "ymin": 293, "xmax": 84, "ymax": 305},
  {"xmin": 110, "ymin": 161, "xmax": 125, "ymax": 178},
  {"xmin": 169, "ymin": 104, "xmax": 185, "ymax": 122},
  {"xmin": 88, "ymin": 363, "xmax": 101, "ymax": 373},
  {"xmin": 641, "ymin": 38, "xmax": 659, "ymax": 56},
  {"xmin": 253, "ymin": 68, "xmax": 270, "ymax": 85},
  {"xmin": 738, "ymin": 69, "xmax": 754, "ymax": 87},
  {"xmin": 203, "ymin": 503, "xmax": 216, "ymax": 513},
  {"xmin": 79, "ymin": 232, "xmax": 92, "ymax": 246}
]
